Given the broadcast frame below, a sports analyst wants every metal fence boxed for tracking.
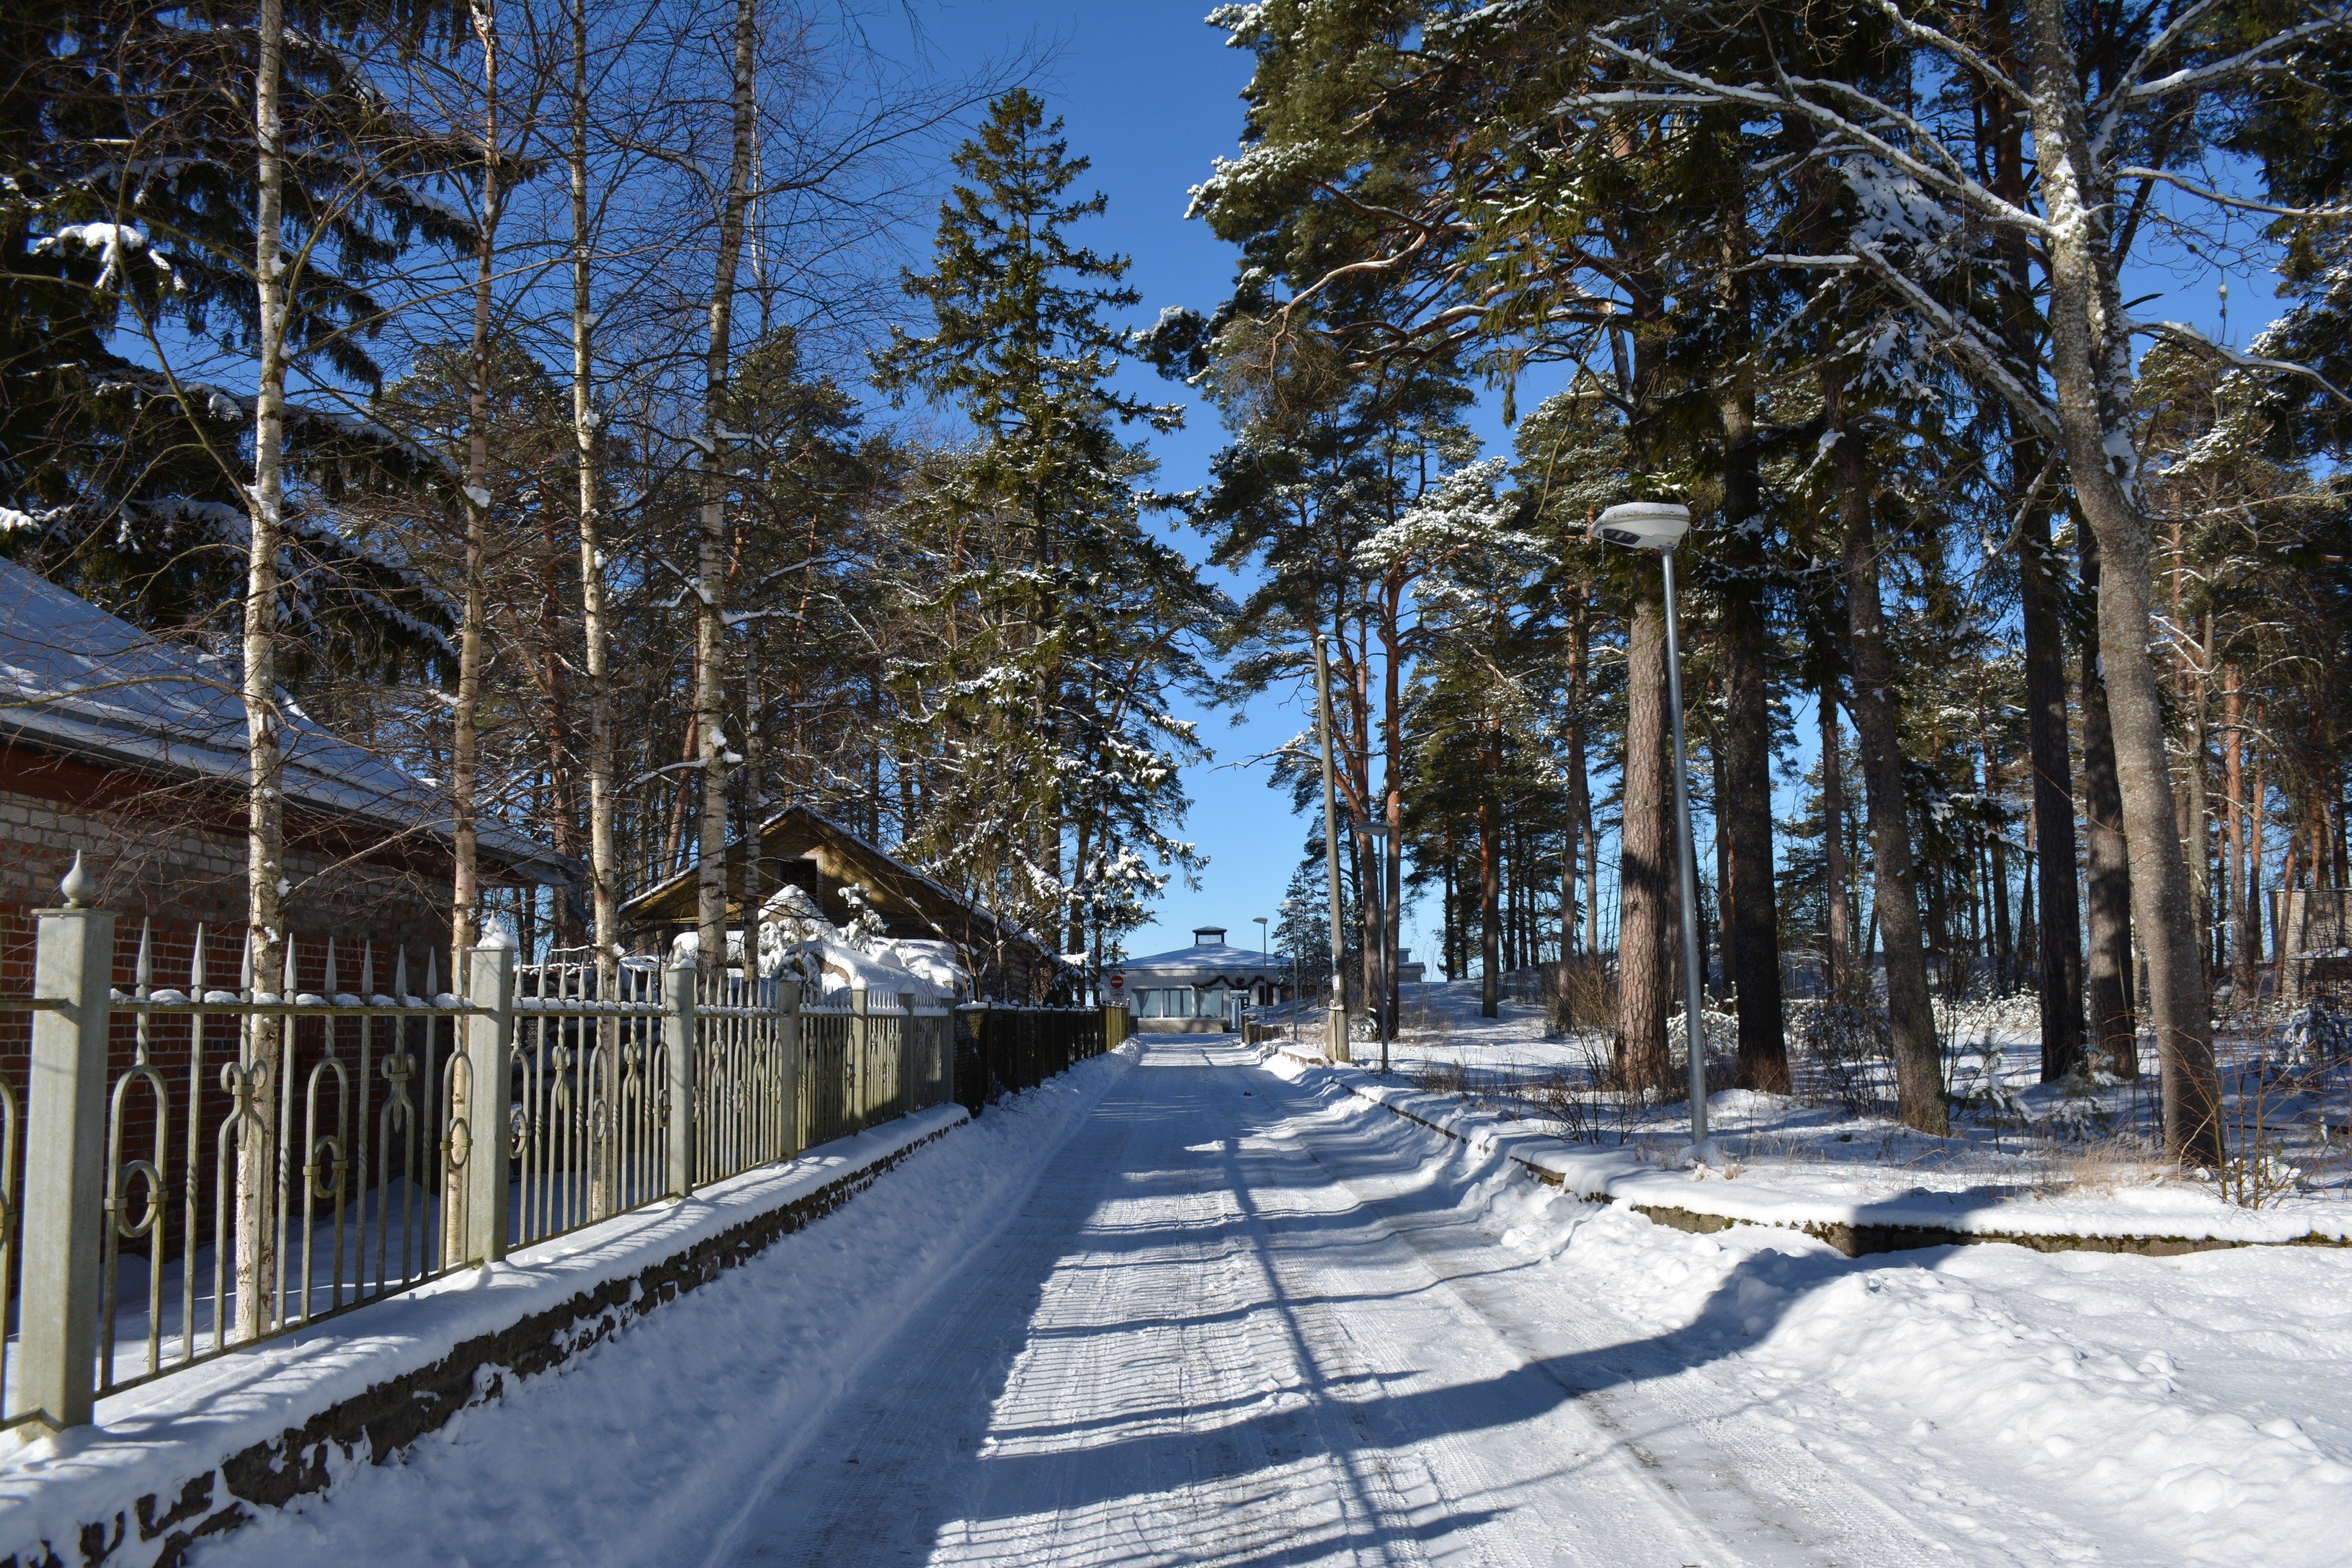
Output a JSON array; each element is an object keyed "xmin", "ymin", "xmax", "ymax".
[
  {"xmin": 953, "ymin": 1002, "xmax": 1110, "ymax": 1113},
  {"xmin": 0, "ymin": 892, "xmax": 965, "ymax": 1437}
]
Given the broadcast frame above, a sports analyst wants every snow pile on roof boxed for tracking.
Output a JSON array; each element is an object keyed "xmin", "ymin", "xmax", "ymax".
[
  {"xmin": 670, "ymin": 887, "xmax": 962, "ymax": 1003},
  {"xmin": 869, "ymin": 938, "xmax": 968, "ymax": 997}
]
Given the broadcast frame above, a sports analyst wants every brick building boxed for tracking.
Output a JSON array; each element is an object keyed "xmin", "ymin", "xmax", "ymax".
[{"xmin": 0, "ymin": 560, "xmax": 574, "ymax": 1247}]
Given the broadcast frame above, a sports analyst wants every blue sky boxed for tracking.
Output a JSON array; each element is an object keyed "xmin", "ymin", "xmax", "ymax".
[{"xmin": 910, "ymin": 1, "xmax": 2266, "ymax": 968}]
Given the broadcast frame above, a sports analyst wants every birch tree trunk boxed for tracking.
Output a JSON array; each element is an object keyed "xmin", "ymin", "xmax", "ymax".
[
  {"xmin": 238, "ymin": 0, "xmax": 291, "ymax": 1340},
  {"xmin": 1833, "ymin": 413, "xmax": 1946, "ymax": 1135},
  {"xmin": 444, "ymin": 0, "xmax": 502, "ymax": 1266},
  {"xmin": 569, "ymin": 0, "xmax": 619, "ymax": 1002},
  {"xmin": 2023, "ymin": 0, "xmax": 2222, "ymax": 1164},
  {"xmin": 695, "ymin": 0, "xmax": 758, "ymax": 975}
]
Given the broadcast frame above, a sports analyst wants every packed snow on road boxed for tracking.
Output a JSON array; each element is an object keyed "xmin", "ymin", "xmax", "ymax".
[{"xmin": 208, "ymin": 1036, "xmax": 2352, "ymax": 1568}]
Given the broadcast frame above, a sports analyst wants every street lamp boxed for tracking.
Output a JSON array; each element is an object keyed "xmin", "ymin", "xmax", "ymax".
[
  {"xmin": 1360, "ymin": 817, "xmax": 1394, "ymax": 1073},
  {"xmin": 1254, "ymin": 916, "xmax": 1269, "ymax": 1022},
  {"xmin": 1593, "ymin": 501, "xmax": 1716, "ymax": 1160}
]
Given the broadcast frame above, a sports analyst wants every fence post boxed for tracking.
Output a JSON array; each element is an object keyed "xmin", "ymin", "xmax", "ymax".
[
  {"xmin": 849, "ymin": 988, "xmax": 869, "ymax": 1128},
  {"xmin": 18, "ymin": 860, "xmax": 114, "ymax": 1431},
  {"xmin": 463, "ymin": 933, "xmax": 517, "ymax": 1266},
  {"xmin": 777, "ymin": 979, "xmax": 801, "ymax": 1159},
  {"xmin": 664, "ymin": 960, "xmax": 696, "ymax": 1198}
]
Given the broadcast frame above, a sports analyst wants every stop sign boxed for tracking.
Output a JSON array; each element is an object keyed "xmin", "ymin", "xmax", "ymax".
[{"xmin": 1109, "ymin": 972, "xmax": 1125, "ymax": 992}]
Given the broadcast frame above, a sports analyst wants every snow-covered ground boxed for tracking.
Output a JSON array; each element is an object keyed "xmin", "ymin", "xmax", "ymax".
[
  {"xmin": 196, "ymin": 1034, "xmax": 2351, "ymax": 1567},
  {"xmin": 1290, "ymin": 979, "xmax": 2352, "ymax": 1230}
]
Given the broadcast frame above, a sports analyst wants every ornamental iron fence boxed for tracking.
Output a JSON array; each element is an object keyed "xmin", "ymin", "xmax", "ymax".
[{"xmin": 0, "ymin": 879, "xmax": 968, "ymax": 1436}]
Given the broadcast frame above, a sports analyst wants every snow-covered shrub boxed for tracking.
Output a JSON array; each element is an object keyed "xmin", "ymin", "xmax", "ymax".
[
  {"xmin": 2279, "ymin": 1001, "xmax": 2350, "ymax": 1070},
  {"xmin": 2215, "ymin": 1147, "xmax": 2308, "ymax": 1209},
  {"xmin": 1795, "ymin": 993, "xmax": 1889, "ymax": 1113}
]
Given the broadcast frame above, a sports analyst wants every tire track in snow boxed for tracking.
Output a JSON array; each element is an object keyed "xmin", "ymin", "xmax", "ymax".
[{"xmin": 714, "ymin": 1040, "xmax": 1722, "ymax": 1567}]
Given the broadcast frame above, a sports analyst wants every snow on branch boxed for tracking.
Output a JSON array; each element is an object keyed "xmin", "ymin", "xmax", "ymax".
[
  {"xmin": 1582, "ymin": 39, "xmax": 2049, "ymax": 239},
  {"xmin": 1848, "ymin": 244, "xmax": 2062, "ymax": 439},
  {"xmin": 2140, "ymin": 321, "xmax": 2352, "ymax": 408},
  {"xmin": 2113, "ymin": 167, "xmax": 2352, "ymax": 222}
]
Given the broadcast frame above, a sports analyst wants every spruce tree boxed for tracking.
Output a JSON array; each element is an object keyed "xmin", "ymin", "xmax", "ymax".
[{"xmin": 875, "ymin": 90, "xmax": 1211, "ymax": 964}]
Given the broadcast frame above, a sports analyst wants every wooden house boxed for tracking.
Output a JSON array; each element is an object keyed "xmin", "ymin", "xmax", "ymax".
[{"xmin": 619, "ymin": 804, "xmax": 1062, "ymax": 1000}]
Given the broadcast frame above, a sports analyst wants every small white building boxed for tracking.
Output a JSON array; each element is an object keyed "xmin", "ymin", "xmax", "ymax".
[{"xmin": 1113, "ymin": 926, "xmax": 1295, "ymax": 1032}]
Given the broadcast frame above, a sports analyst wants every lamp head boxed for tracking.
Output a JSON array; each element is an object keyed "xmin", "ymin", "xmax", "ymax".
[{"xmin": 1593, "ymin": 501, "xmax": 1691, "ymax": 551}]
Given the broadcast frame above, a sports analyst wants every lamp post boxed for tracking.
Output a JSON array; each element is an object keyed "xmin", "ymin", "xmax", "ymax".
[
  {"xmin": 1312, "ymin": 630, "xmax": 1349, "ymax": 1063},
  {"xmin": 1254, "ymin": 915, "xmax": 1269, "ymax": 1022},
  {"xmin": 1593, "ymin": 501, "xmax": 1715, "ymax": 1159}
]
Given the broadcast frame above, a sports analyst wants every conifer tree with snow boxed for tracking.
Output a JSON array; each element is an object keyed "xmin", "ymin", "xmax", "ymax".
[{"xmin": 875, "ymin": 90, "xmax": 1215, "ymax": 966}]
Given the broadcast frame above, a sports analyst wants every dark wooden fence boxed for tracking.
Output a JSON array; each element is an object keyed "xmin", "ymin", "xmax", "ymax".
[{"xmin": 953, "ymin": 1004, "xmax": 1109, "ymax": 1113}]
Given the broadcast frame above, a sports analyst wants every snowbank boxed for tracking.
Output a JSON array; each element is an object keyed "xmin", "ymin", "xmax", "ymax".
[
  {"xmin": 0, "ymin": 1107, "xmax": 970, "ymax": 1565},
  {"xmin": 1463, "ymin": 1152, "xmax": 2352, "ymax": 1567},
  {"xmin": 1264, "ymin": 1045, "xmax": 2352, "ymax": 1250},
  {"xmin": 203, "ymin": 1041, "xmax": 1140, "ymax": 1568}
]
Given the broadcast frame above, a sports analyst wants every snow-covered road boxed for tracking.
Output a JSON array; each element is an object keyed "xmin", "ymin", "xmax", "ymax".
[
  {"xmin": 710, "ymin": 1036, "xmax": 1730, "ymax": 1567},
  {"xmin": 215, "ymin": 1037, "xmax": 2352, "ymax": 1568}
]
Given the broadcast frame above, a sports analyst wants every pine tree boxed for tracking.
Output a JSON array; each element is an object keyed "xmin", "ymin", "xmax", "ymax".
[{"xmin": 875, "ymin": 90, "xmax": 1212, "ymax": 964}]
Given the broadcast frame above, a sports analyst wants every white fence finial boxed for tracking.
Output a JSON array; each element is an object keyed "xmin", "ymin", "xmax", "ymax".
[{"xmin": 59, "ymin": 851, "xmax": 94, "ymax": 909}]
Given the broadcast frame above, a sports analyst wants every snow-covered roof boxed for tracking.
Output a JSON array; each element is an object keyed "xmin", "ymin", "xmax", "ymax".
[
  {"xmin": 1114, "ymin": 939, "xmax": 1290, "ymax": 985},
  {"xmin": 0, "ymin": 558, "xmax": 573, "ymax": 885}
]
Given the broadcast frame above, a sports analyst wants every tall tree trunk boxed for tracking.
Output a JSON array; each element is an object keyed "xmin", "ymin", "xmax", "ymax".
[
  {"xmin": 2023, "ymin": 0, "xmax": 2221, "ymax": 1164},
  {"xmin": 2243, "ymin": 744, "xmax": 2266, "ymax": 991},
  {"xmin": 1833, "ymin": 407, "xmax": 1946, "ymax": 1134},
  {"xmin": 453, "ymin": 0, "xmax": 501, "ymax": 971},
  {"xmin": 1985, "ymin": 736, "xmax": 2012, "ymax": 989},
  {"xmin": 1822, "ymin": 684, "xmax": 1850, "ymax": 994},
  {"xmin": 694, "ymin": 0, "xmax": 758, "ymax": 975},
  {"xmin": 1382, "ymin": 613, "xmax": 1405, "ymax": 1043},
  {"xmin": 570, "ymin": 0, "xmax": 619, "ymax": 998},
  {"xmin": 1569, "ymin": 584, "xmax": 1598, "ymax": 958},
  {"xmin": 1713, "ymin": 736, "xmax": 1733, "ymax": 997},
  {"xmin": 1716, "ymin": 393, "xmax": 1789, "ymax": 1090},
  {"xmin": 2078, "ymin": 529, "xmax": 2139, "ymax": 1076},
  {"xmin": 2183, "ymin": 610, "xmax": 2214, "ymax": 980},
  {"xmin": 444, "ymin": 0, "xmax": 504, "ymax": 1267},
  {"xmin": 2225, "ymin": 666, "xmax": 2254, "ymax": 996},
  {"xmin": 2022, "ymin": 500, "xmax": 2085, "ymax": 1077},
  {"xmin": 238, "ymin": 0, "xmax": 291, "ymax": 1339},
  {"xmin": 537, "ymin": 510, "xmax": 578, "ymax": 946},
  {"xmin": 1478, "ymin": 763, "xmax": 1500, "ymax": 1019},
  {"xmin": 1616, "ymin": 595, "xmax": 1673, "ymax": 1091}
]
